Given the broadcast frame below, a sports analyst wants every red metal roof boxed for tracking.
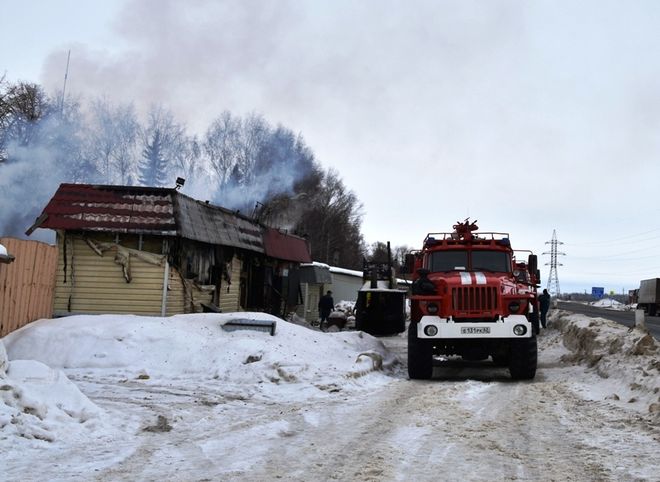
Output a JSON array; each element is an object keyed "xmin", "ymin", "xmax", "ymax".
[
  {"xmin": 37, "ymin": 184, "xmax": 177, "ymax": 235},
  {"xmin": 263, "ymin": 228, "xmax": 312, "ymax": 263}
]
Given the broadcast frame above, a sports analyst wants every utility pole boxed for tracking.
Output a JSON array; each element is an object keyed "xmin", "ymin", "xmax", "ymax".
[
  {"xmin": 543, "ymin": 229, "xmax": 565, "ymax": 297},
  {"xmin": 60, "ymin": 50, "xmax": 71, "ymax": 115}
]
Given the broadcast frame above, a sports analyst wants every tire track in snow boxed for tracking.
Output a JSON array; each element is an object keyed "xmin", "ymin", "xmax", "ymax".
[{"xmin": 242, "ymin": 332, "xmax": 660, "ymax": 482}]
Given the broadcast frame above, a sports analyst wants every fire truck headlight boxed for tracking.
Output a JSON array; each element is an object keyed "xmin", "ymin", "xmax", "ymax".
[
  {"xmin": 424, "ymin": 325, "xmax": 439, "ymax": 336},
  {"xmin": 508, "ymin": 301, "xmax": 521, "ymax": 313},
  {"xmin": 513, "ymin": 324, "xmax": 527, "ymax": 336},
  {"xmin": 427, "ymin": 303, "xmax": 439, "ymax": 315}
]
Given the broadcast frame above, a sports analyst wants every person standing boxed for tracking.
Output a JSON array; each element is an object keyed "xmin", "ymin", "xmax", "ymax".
[
  {"xmin": 318, "ymin": 290, "xmax": 335, "ymax": 330},
  {"xmin": 538, "ymin": 289, "xmax": 551, "ymax": 329}
]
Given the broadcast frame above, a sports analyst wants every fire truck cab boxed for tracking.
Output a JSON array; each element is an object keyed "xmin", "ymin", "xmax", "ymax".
[{"xmin": 405, "ymin": 219, "xmax": 540, "ymax": 380}]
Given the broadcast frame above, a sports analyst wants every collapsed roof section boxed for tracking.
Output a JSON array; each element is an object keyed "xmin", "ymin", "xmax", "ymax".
[{"xmin": 28, "ymin": 183, "xmax": 311, "ymax": 262}]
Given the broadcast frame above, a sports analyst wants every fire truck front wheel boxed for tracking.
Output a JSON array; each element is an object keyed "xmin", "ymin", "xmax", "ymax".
[
  {"xmin": 408, "ymin": 323, "xmax": 433, "ymax": 380},
  {"xmin": 528, "ymin": 311, "xmax": 540, "ymax": 335},
  {"xmin": 508, "ymin": 336, "xmax": 538, "ymax": 380}
]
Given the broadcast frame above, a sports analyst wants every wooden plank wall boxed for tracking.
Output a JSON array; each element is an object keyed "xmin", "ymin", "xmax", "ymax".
[
  {"xmin": 54, "ymin": 237, "xmax": 185, "ymax": 316},
  {"xmin": 0, "ymin": 237, "xmax": 58, "ymax": 337}
]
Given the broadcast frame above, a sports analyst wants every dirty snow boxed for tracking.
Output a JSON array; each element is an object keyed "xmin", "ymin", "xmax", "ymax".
[
  {"xmin": 1, "ymin": 309, "xmax": 659, "ymax": 480},
  {"xmin": 590, "ymin": 298, "xmax": 629, "ymax": 311},
  {"xmin": 549, "ymin": 311, "xmax": 660, "ymax": 416}
]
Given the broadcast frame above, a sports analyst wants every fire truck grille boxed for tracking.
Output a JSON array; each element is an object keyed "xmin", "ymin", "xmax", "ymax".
[{"xmin": 452, "ymin": 287, "xmax": 498, "ymax": 312}]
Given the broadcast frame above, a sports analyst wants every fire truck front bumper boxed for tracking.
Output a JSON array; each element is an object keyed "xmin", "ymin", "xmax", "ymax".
[{"xmin": 417, "ymin": 315, "xmax": 533, "ymax": 339}]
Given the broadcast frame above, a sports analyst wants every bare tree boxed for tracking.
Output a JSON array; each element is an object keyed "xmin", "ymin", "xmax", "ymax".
[
  {"xmin": 204, "ymin": 111, "xmax": 240, "ymax": 185},
  {"xmin": 235, "ymin": 113, "xmax": 267, "ymax": 186},
  {"xmin": 296, "ymin": 169, "xmax": 366, "ymax": 269},
  {"xmin": 174, "ymin": 135, "xmax": 203, "ymax": 182},
  {"xmin": 84, "ymin": 98, "xmax": 139, "ymax": 184},
  {"xmin": 113, "ymin": 103, "xmax": 139, "ymax": 185},
  {"xmin": 0, "ymin": 82, "xmax": 51, "ymax": 161},
  {"xmin": 367, "ymin": 242, "xmax": 412, "ymax": 275}
]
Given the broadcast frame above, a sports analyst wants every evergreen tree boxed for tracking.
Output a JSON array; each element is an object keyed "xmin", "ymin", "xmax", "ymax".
[{"xmin": 139, "ymin": 130, "xmax": 168, "ymax": 187}]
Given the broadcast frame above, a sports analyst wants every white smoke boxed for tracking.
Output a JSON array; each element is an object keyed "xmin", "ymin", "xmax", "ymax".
[{"xmin": 0, "ymin": 142, "xmax": 63, "ymax": 242}]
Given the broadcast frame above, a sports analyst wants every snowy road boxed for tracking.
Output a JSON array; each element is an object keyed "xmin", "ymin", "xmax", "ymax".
[
  {"xmin": 3, "ymin": 311, "xmax": 660, "ymax": 481},
  {"xmin": 230, "ymin": 331, "xmax": 659, "ymax": 482}
]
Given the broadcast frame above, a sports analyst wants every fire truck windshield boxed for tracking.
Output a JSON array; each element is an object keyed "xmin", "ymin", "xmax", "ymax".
[
  {"xmin": 428, "ymin": 250, "xmax": 511, "ymax": 273},
  {"xmin": 472, "ymin": 250, "xmax": 511, "ymax": 273},
  {"xmin": 429, "ymin": 251, "xmax": 468, "ymax": 272}
]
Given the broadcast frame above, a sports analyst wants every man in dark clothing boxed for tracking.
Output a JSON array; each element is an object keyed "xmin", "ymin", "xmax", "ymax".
[
  {"xmin": 538, "ymin": 289, "xmax": 551, "ymax": 329},
  {"xmin": 318, "ymin": 290, "xmax": 335, "ymax": 330}
]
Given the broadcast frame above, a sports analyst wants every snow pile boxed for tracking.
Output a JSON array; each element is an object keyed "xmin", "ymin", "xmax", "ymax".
[
  {"xmin": 589, "ymin": 298, "xmax": 629, "ymax": 311},
  {"xmin": 287, "ymin": 301, "xmax": 357, "ymax": 332},
  {"xmin": 550, "ymin": 310, "xmax": 660, "ymax": 419},
  {"xmin": 286, "ymin": 312, "xmax": 321, "ymax": 330},
  {"xmin": 335, "ymin": 300, "xmax": 356, "ymax": 313},
  {"xmin": 2, "ymin": 313, "xmax": 398, "ymax": 445},
  {"xmin": 333, "ymin": 300, "xmax": 356, "ymax": 330},
  {"xmin": 3, "ymin": 312, "xmax": 396, "ymax": 390},
  {"xmin": 0, "ymin": 341, "xmax": 104, "ymax": 442}
]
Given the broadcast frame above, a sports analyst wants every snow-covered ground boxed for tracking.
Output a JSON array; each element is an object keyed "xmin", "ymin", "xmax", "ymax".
[
  {"xmin": 589, "ymin": 298, "xmax": 630, "ymax": 311},
  {"xmin": 2, "ymin": 310, "xmax": 659, "ymax": 480}
]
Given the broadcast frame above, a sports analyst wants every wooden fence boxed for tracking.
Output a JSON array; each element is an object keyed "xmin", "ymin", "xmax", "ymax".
[{"xmin": 0, "ymin": 237, "xmax": 58, "ymax": 337}]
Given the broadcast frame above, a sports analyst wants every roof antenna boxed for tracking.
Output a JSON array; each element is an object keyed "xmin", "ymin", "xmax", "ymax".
[{"xmin": 60, "ymin": 50, "xmax": 71, "ymax": 115}]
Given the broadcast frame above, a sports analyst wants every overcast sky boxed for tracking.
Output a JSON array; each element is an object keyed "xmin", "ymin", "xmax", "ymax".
[{"xmin": 2, "ymin": 0, "xmax": 660, "ymax": 294}]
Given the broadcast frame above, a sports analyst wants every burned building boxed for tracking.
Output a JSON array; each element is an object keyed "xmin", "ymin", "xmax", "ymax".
[{"xmin": 27, "ymin": 183, "xmax": 311, "ymax": 317}]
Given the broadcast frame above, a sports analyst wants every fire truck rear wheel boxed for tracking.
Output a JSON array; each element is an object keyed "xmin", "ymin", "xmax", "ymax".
[
  {"xmin": 408, "ymin": 323, "xmax": 433, "ymax": 380},
  {"xmin": 509, "ymin": 336, "xmax": 537, "ymax": 380}
]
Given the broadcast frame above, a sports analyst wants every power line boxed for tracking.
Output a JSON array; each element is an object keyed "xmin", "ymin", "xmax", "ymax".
[
  {"xmin": 564, "ymin": 228, "xmax": 660, "ymax": 247},
  {"xmin": 543, "ymin": 229, "xmax": 565, "ymax": 296},
  {"xmin": 570, "ymin": 250, "xmax": 660, "ymax": 261}
]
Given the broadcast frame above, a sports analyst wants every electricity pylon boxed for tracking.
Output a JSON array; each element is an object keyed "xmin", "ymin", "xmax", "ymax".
[{"xmin": 543, "ymin": 229, "xmax": 565, "ymax": 297}]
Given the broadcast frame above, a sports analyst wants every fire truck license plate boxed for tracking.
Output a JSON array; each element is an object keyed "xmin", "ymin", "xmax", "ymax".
[{"xmin": 461, "ymin": 327, "xmax": 491, "ymax": 335}]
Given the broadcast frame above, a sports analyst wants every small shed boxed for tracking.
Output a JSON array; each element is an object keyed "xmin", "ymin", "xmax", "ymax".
[
  {"xmin": 296, "ymin": 263, "xmax": 332, "ymax": 322},
  {"xmin": 328, "ymin": 266, "xmax": 364, "ymax": 303},
  {"xmin": 27, "ymin": 183, "xmax": 311, "ymax": 318}
]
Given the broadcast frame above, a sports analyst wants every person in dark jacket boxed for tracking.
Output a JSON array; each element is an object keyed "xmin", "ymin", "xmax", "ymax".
[
  {"xmin": 318, "ymin": 290, "xmax": 335, "ymax": 329},
  {"xmin": 538, "ymin": 289, "xmax": 551, "ymax": 329}
]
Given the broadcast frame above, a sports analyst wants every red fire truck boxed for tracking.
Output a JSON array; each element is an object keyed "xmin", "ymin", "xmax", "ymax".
[{"xmin": 404, "ymin": 219, "xmax": 540, "ymax": 380}]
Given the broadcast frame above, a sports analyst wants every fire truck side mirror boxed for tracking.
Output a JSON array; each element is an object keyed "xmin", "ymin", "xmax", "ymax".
[
  {"xmin": 528, "ymin": 254, "xmax": 538, "ymax": 274},
  {"xmin": 401, "ymin": 254, "xmax": 415, "ymax": 274}
]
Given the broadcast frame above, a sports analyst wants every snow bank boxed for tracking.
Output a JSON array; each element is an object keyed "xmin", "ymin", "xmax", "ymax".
[
  {"xmin": 550, "ymin": 310, "xmax": 660, "ymax": 419},
  {"xmin": 2, "ymin": 312, "xmax": 399, "ymax": 444},
  {"xmin": 589, "ymin": 298, "xmax": 629, "ymax": 311},
  {"xmin": 0, "ymin": 358, "xmax": 104, "ymax": 442},
  {"xmin": 3, "ymin": 312, "xmax": 396, "ymax": 386}
]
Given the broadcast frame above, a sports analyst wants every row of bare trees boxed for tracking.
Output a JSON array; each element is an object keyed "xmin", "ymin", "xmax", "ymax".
[{"xmin": 0, "ymin": 77, "xmax": 396, "ymax": 269}]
